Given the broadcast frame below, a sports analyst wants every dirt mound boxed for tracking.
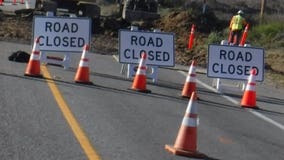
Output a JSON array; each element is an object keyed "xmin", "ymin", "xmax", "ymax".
[
  {"xmin": 153, "ymin": 8, "xmax": 222, "ymax": 67},
  {"xmin": 0, "ymin": 15, "xmax": 32, "ymax": 43}
]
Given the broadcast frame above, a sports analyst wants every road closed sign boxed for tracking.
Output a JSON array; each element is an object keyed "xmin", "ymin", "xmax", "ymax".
[
  {"xmin": 207, "ymin": 44, "xmax": 264, "ymax": 81},
  {"xmin": 119, "ymin": 30, "xmax": 175, "ymax": 66},
  {"xmin": 33, "ymin": 16, "xmax": 91, "ymax": 52}
]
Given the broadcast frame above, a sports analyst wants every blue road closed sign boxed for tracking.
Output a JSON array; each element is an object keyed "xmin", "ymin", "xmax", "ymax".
[
  {"xmin": 119, "ymin": 29, "xmax": 175, "ymax": 67},
  {"xmin": 207, "ymin": 44, "xmax": 264, "ymax": 81},
  {"xmin": 33, "ymin": 16, "xmax": 91, "ymax": 52}
]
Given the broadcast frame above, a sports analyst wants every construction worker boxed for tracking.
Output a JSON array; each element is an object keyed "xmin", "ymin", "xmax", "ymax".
[{"xmin": 229, "ymin": 10, "xmax": 247, "ymax": 45}]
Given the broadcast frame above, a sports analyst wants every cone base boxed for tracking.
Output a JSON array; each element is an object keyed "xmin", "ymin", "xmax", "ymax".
[
  {"xmin": 241, "ymin": 105, "xmax": 259, "ymax": 109},
  {"xmin": 165, "ymin": 144, "xmax": 207, "ymax": 159},
  {"xmin": 129, "ymin": 88, "xmax": 151, "ymax": 93},
  {"xmin": 180, "ymin": 94, "xmax": 200, "ymax": 100},
  {"xmin": 75, "ymin": 81, "xmax": 93, "ymax": 85},
  {"xmin": 24, "ymin": 73, "xmax": 43, "ymax": 78}
]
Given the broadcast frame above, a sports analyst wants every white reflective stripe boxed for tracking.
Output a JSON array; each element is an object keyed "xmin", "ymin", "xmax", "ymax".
[
  {"xmin": 248, "ymin": 76, "xmax": 256, "ymax": 83},
  {"xmin": 187, "ymin": 67, "xmax": 196, "ymax": 74},
  {"xmin": 182, "ymin": 117, "xmax": 199, "ymax": 127},
  {"xmin": 139, "ymin": 59, "xmax": 146, "ymax": 67},
  {"xmin": 79, "ymin": 60, "xmax": 88, "ymax": 67},
  {"xmin": 81, "ymin": 50, "xmax": 87, "ymax": 59},
  {"xmin": 186, "ymin": 74, "xmax": 196, "ymax": 82},
  {"xmin": 137, "ymin": 70, "xmax": 146, "ymax": 75},
  {"xmin": 186, "ymin": 101, "xmax": 198, "ymax": 114},
  {"xmin": 30, "ymin": 53, "xmax": 40, "ymax": 60},
  {"xmin": 246, "ymin": 84, "xmax": 256, "ymax": 91}
]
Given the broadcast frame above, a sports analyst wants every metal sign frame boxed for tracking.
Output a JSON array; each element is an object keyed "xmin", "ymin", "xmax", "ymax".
[
  {"xmin": 119, "ymin": 29, "xmax": 175, "ymax": 67},
  {"xmin": 207, "ymin": 44, "xmax": 264, "ymax": 81}
]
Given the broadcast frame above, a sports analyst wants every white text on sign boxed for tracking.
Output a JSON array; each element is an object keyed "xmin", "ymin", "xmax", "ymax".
[
  {"xmin": 207, "ymin": 45, "xmax": 264, "ymax": 81},
  {"xmin": 119, "ymin": 30, "xmax": 175, "ymax": 67}
]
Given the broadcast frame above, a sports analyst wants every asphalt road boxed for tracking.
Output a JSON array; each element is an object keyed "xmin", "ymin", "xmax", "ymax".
[{"xmin": 0, "ymin": 41, "xmax": 284, "ymax": 160}]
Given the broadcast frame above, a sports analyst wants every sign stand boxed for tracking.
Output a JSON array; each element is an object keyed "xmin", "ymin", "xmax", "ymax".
[
  {"xmin": 39, "ymin": 11, "xmax": 73, "ymax": 70},
  {"xmin": 126, "ymin": 64, "xmax": 158, "ymax": 83},
  {"xmin": 212, "ymin": 40, "xmax": 252, "ymax": 92},
  {"xmin": 120, "ymin": 26, "xmax": 160, "ymax": 83}
]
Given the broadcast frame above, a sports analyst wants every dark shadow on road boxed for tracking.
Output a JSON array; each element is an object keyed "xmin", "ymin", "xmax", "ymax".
[
  {"xmin": 257, "ymin": 95, "xmax": 284, "ymax": 106},
  {"xmin": 256, "ymin": 108, "xmax": 284, "ymax": 116},
  {"xmin": 198, "ymin": 98, "xmax": 244, "ymax": 112},
  {"xmin": 67, "ymin": 67, "xmax": 184, "ymax": 91},
  {"xmin": 0, "ymin": 71, "xmax": 189, "ymax": 104}
]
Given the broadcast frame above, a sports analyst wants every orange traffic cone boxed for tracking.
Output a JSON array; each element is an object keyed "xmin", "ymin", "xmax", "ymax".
[
  {"xmin": 165, "ymin": 92, "xmax": 207, "ymax": 158},
  {"xmin": 181, "ymin": 60, "xmax": 197, "ymax": 98},
  {"xmin": 241, "ymin": 68, "xmax": 258, "ymax": 109},
  {"xmin": 239, "ymin": 24, "xmax": 249, "ymax": 46},
  {"xmin": 24, "ymin": 37, "xmax": 42, "ymax": 78},
  {"xmin": 74, "ymin": 44, "xmax": 93, "ymax": 85},
  {"xmin": 130, "ymin": 52, "xmax": 151, "ymax": 93},
  {"xmin": 187, "ymin": 24, "xmax": 195, "ymax": 50}
]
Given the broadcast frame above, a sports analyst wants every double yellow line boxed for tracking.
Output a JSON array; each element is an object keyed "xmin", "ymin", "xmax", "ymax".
[{"xmin": 41, "ymin": 66, "xmax": 101, "ymax": 160}]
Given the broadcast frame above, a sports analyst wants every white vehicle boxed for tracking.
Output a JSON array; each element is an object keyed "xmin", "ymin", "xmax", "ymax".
[{"xmin": 10, "ymin": 0, "xmax": 159, "ymax": 22}]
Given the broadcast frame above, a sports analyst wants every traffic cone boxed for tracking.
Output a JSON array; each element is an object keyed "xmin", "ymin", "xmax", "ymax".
[
  {"xmin": 24, "ymin": 37, "xmax": 42, "ymax": 78},
  {"xmin": 74, "ymin": 44, "xmax": 93, "ymax": 85},
  {"xmin": 241, "ymin": 68, "xmax": 258, "ymax": 109},
  {"xmin": 181, "ymin": 60, "xmax": 197, "ymax": 98},
  {"xmin": 187, "ymin": 24, "xmax": 195, "ymax": 50},
  {"xmin": 0, "ymin": 0, "xmax": 3, "ymax": 6},
  {"xmin": 130, "ymin": 52, "xmax": 151, "ymax": 93},
  {"xmin": 165, "ymin": 92, "xmax": 207, "ymax": 158},
  {"xmin": 239, "ymin": 24, "xmax": 249, "ymax": 46}
]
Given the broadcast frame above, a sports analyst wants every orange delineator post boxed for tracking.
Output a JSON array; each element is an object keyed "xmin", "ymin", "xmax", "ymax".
[
  {"xmin": 239, "ymin": 24, "xmax": 250, "ymax": 46},
  {"xmin": 187, "ymin": 24, "xmax": 195, "ymax": 50}
]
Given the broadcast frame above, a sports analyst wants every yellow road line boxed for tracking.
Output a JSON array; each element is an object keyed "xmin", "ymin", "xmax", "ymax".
[{"xmin": 41, "ymin": 66, "xmax": 101, "ymax": 160}]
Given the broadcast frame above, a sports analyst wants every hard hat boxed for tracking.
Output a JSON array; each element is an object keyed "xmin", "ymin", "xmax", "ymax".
[{"xmin": 237, "ymin": 10, "xmax": 244, "ymax": 15}]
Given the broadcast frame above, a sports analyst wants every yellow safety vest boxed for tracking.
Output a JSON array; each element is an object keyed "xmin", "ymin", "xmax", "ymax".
[{"xmin": 230, "ymin": 15, "xmax": 245, "ymax": 31}]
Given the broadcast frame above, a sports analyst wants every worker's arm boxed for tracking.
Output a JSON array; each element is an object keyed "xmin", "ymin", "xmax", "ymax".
[{"xmin": 229, "ymin": 16, "xmax": 235, "ymax": 30}]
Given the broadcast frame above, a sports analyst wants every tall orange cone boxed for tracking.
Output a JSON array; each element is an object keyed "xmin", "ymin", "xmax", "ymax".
[
  {"xmin": 187, "ymin": 24, "xmax": 195, "ymax": 50},
  {"xmin": 24, "ymin": 37, "xmax": 42, "ymax": 78},
  {"xmin": 241, "ymin": 68, "xmax": 258, "ymax": 108},
  {"xmin": 74, "ymin": 44, "xmax": 93, "ymax": 85},
  {"xmin": 181, "ymin": 60, "xmax": 197, "ymax": 98},
  {"xmin": 239, "ymin": 24, "xmax": 249, "ymax": 46},
  {"xmin": 130, "ymin": 52, "xmax": 151, "ymax": 93},
  {"xmin": 165, "ymin": 92, "xmax": 207, "ymax": 158}
]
